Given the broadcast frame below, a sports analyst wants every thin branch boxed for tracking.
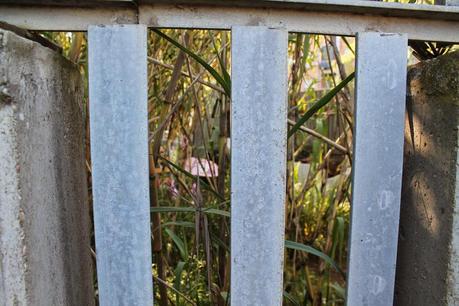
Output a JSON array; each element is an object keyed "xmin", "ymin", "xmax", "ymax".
[
  {"xmin": 148, "ymin": 57, "xmax": 225, "ymax": 94},
  {"xmin": 287, "ymin": 119, "xmax": 348, "ymax": 153},
  {"xmin": 153, "ymin": 275, "xmax": 197, "ymax": 306},
  {"xmin": 149, "ymin": 42, "xmax": 230, "ymax": 142}
]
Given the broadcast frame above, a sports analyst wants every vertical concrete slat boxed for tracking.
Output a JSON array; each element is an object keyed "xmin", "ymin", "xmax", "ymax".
[
  {"xmin": 88, "ymin": 25, "xmax": 153, "ymax": 306},
  {"xmin": 230, "ymin": 26, "xmax": 288, "ymax": 306},
  {"xmin": 346, "ymin": 32, "xmax": 407, "ymax": 306}
]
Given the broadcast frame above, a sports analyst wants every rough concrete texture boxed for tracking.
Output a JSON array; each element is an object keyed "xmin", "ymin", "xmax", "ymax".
[
  {"xmin": 0, "ymin": 29, "xmax": 94, "ymax": 305},
  {"xmin": 394, "ymin": 51, "xmax": 459, "ymax": 306}
]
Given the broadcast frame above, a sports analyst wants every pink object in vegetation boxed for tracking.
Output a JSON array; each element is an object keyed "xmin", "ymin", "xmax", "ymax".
[{"xmin": 184, "ymin": 157, "xmax": 219, "ymax": 177}]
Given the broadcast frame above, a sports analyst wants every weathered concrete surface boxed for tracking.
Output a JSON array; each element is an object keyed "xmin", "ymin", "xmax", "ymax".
[
  {"xmin": 0, "ymin": 29, "xmax": 94, "ymax": 305},
  {"xmin": 394, "ymin": 51, "xmax": 459, "ymax": 306},
  {"xmin": 347, "ymin": 32, "xmax": 407, "ymax": 306},
  {"xmin": 88, "ymin": 25, "xmax": 153, "ymax": 306},
  {"xmin": 231, "ymin": 26, "xmax": 288, "ymax": 306}
]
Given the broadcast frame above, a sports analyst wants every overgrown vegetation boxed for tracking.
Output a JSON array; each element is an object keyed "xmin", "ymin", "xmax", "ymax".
[
  {"xmin": 43, "ymin": 4, "xmax": 448, "ymax": 301},
  {"xmin": 142, "ymin": 30, "xmax": 355, "ymax": 306}
]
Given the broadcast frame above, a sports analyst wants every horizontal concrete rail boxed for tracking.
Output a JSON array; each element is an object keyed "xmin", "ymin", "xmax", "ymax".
[
  {"xmin": 138, "ymin": 4, "xmax": 459, "ymax": 43},
  {"xmin": 0, "ymin": 1, "xmax": 458, "ymax": 42},
  {"xmin": 3, "ymin": 0, "xmax": 459, "ymax": 19}
]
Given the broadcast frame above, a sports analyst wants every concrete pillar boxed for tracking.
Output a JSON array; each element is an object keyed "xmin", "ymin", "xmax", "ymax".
[
  {"xmin": 395, "ymin": 51, "xmax": 459, "ymax": 306},
  {"xmin": 0, "ymin": 29, "xmax": 94, "ymax": 305}
]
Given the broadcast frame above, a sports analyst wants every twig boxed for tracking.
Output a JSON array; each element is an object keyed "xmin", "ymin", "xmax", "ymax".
[
  {"xmin": 287, "ymin": 119, "xmax": 348, "ymax": 153},
  {"xmin": 148, "ymin": 57, "xmax": 225, "ymax": 93},
  {"xmin": 149, "ymin": 42, "xmax": 230, "ymax": 142},
  {"xmin": 153, "ymin": 275, "xmax": 197, "ymax": 306}
]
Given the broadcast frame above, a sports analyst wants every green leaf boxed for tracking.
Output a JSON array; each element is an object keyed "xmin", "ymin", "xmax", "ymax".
[
  {"xmin": 210, "ymin": 231, "xmax": 230, "ymax": 252},
  {"xmin": 151, "ymin": 206, "xmax": 230, "ymax": 218},
  {"xmin": 288, "ymin": 72, "xmax": 355, "ymax": 139},
  {"xmin": 209, "ymin": 31, "xmax": 231, "ymax": 86},
  {"xmin": 163, "ymin": 221, "xmax": 196, "ymax": 228},
  {"xmin": 329, "ymin": 283, "xmax": 346, "ymax": 299},
  {"xmin": 152, "ymin": 206, "xmax": 196, "ymax": 214},
  {"xmin": 152, "ymin": 29, "xmax": 231, "ymax": 97},
  {"xmin": 174, "ymin": 261, "xmax": 186, "ymax": 305},
  {"xmin": 202, "ymin": 208, "xmax": 230, "ymax": 217},
  {"xmin": 165, "ymin": 228, "xmax": 188, "ymax": 261},
  {"xmin": 283, "ymin": 291, "xmax": 301, "ymax": 306},
  {"xmin": 157, "ymin": 211, "xmax": 345, "ymax": 278},
  {"xmin": 331, "ymin": 216, "xmax": 345, "ymax": 264},
  {"xmin": 285, "ymin": 240, "xmax": 345, "ymax": 278}
]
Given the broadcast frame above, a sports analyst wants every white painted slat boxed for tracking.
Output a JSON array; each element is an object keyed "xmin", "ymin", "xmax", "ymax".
[
  {"xmin": 230, "ymin": 26, "xmax": 288, "ymax": 306},
  {"xmin": 88, "ymin": 25, "xmax": 153, "ymax": 306},
  {"xmin": 346, "ymin": 32, "xmax": 407, "ymax": 306}
]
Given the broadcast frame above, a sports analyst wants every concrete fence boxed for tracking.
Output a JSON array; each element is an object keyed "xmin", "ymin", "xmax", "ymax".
[{"xmin": 0, "ymin": 1, "xmax": 458, "ymax": 306}]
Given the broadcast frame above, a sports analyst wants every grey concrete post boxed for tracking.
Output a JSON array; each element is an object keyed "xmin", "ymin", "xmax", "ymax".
[
  {"xmin": 394, "ymin": 51, "xmax": 459, "ymax": 306},
  {"xmin": 347, "ymin": 32, "xmax": 407, "ymax": 306},
  {"xmin": 88, "ymin": 25, "xmax": 153, "ymax": 306},
  {"xmin": 230, "ymin": 26, "xmax": 288, "ymax": 306},
  {"xmin": 0, "ymin": 29, "xmax": 94, "ymax": 305}
]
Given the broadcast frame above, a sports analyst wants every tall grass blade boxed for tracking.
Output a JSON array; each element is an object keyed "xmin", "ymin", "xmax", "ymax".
[
  {"xmin": 285, "ymin": 240, "xmax": 345, "ymax": 278},
  {"xmin": 152, "ymin": 29, "xmax": 231, "ymax": 97},
  {"xmin": 151, "ymin": 206, "xmax": 230, "ymax": 218},
  {"xmin": 153, "ymin": 207, "xmax": 344, "ymax": 277},
  {"xmin": 174, "ymin": 261, "xmax": 186, "ymax": 305},
  {"xmin": 288, "ymin": 72, "xmax": 355, "ymax": 139},
  {"xmin": 283, "ymin": 291, "xmax": 301, "ymax": 306},
  {"xmin": 165, "ymin": 228, "xmax": 188, "ymax": 261}
]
